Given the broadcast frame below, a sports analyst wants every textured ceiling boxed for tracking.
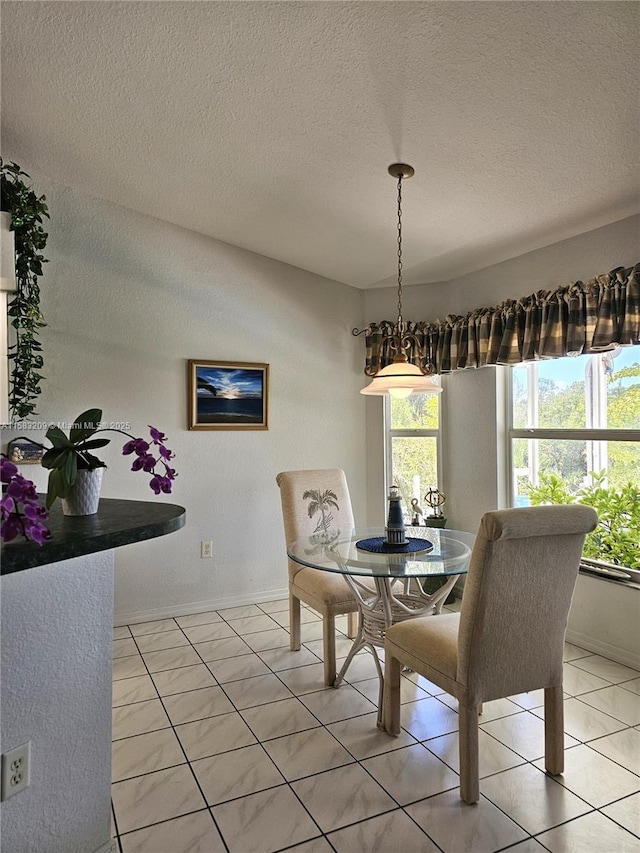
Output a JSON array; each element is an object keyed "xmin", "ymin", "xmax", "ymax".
[{"xmin": 1, "ymin": 1, "xmax": 638, "ymax": 288}]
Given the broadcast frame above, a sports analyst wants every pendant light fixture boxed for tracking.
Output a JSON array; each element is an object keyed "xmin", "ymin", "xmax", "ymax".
[{"xmin": 356, "ymin": 164, "xmax": 442, "ymax": 398}]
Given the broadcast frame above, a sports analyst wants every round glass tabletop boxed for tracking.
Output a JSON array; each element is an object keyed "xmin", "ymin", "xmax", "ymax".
[{"xmin": 287, "ymin": 527, "xmax": 474, "ymax": 578}]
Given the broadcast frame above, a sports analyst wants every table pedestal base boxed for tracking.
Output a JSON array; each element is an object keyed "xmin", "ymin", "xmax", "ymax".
[{"xmin": 333, "ymin": 574, "xmax": 459, "ymax": 727}]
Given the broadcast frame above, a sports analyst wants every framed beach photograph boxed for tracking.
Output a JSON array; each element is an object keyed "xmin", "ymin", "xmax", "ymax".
[{"xmin": 188, "ymin": 360, "xmax": 269, "ymax": 430}]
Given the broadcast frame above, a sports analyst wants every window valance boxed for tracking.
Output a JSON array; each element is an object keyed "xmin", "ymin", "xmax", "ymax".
[{"xmin": 362, "ymin": 263, "xmax": 639, "ymax": 376}]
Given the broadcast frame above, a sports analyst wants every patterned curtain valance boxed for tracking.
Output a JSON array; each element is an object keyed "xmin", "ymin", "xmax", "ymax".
[{"xmin": 363, "ymin": 263, "xmax": 640, "ymax": 376}]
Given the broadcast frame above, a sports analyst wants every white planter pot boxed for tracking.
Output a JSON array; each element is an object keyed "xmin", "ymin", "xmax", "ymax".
[{"xmin": 62, "ymin": 468, "xmax": 104, "ymax": 516}]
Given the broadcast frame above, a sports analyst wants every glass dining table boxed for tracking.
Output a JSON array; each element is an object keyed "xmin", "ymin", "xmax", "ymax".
[{"xmin": 287, "ymin": 526, "xmax": 474, "ymax": 727}]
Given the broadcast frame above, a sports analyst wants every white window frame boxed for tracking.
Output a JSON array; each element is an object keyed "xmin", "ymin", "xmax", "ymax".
[{"xmin": 506, "ymin": 354, "xmax": 640, "ymax": 507}]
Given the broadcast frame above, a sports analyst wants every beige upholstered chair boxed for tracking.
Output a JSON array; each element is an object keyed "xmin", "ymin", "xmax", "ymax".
[
  {"xmin": 276, "ymin": 469, "xmax": 359, "ymax": 686},
  {"xmin": 383, "ymin": 505, "xmax": 598, "ymax": 804}
]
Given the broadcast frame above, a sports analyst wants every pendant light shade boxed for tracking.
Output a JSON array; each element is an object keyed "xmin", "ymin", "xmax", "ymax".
[
  {"xmin": 359, "ymin": 356, "xmax": 442, "ymax": 398},
  {"xmin": 356, "ymin": 165, "xmax": 441, "ymax": 398}
]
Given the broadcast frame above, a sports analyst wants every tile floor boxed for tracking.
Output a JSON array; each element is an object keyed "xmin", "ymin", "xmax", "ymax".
[{"xmin": 111, "ymin": 598, "xmax": 640, "ymax": 853}]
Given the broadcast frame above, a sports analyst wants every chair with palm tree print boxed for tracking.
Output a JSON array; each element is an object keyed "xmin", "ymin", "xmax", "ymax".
[{"xmin": 277, "ymin": 469, "xmax": 359, "ymax": 686}]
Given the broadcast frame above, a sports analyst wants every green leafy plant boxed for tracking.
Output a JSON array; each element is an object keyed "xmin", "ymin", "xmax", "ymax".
[
  {"xmin": 527, "ymin": 472, "xmax": 640, "ymax": 569},
  {"xmin": 42, "ymin": 408, "xmax": 110, "ymax": 507},
  {"xmin": 0, "ymin": 160, "xmax": 49, "ymax": 420},
  {"xmin": 41, "ymin": 408, "xmax": 177, "ymax": 509}
]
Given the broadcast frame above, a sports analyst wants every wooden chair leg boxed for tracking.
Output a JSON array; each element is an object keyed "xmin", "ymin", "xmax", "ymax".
[
  {"xmin": 346, "ymin": 610, "xmax": 358, "ymax": 638},
  {"xmin": 289, "ymin": 593, "xmax": 301, "ymax": 651},
  {"xmin": 383, "ymin": 653, "xmax": 403, "ymax": 735},
  {"xmin": 323, "ymin": 613, "xmax": 336, "ymax": 686},
  {"xmin": 544, "ymin": 685, "xmax": 564, "ymax": 775},
  {"xmin": 459, "ymin": 704, "xmax": 480, "ymax": 804}
]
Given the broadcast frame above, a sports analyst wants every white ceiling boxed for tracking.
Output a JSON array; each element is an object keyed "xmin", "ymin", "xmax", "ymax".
[{"xmin": 1, "ymin": 1, "xmax": 638, "ymax": 289}]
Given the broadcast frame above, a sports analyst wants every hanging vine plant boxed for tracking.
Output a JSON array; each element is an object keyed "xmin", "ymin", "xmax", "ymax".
[{"xmin": 0, "ymin": 159, "xmax": 49, "ymax": 420}]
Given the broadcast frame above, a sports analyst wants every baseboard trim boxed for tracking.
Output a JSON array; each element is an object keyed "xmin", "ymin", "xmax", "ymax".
[
  {"xmin": 115, "ymin": 590, "xmax": 639, "ymax": 670},
  {"xmin": 565, "ymin": 628, "xmax": 640, "ymax": 670},
  {"xmin": 114, "ymin": 588, "xmax": 289, "ymax": 626}
]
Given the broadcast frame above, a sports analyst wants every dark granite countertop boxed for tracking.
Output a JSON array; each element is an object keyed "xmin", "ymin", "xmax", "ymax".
[{"xmin": 1, "ymin": 497, "xmax": 186, "ymax": 575}]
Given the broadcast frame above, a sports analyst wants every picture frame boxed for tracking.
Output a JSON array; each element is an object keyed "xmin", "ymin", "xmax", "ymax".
[
  {"xmin": 188, "ymin": 360, "xmax": 269, "ymax": 430},
  {"xmin": 7, "ymin": 438, "xmax": 45, "ymax": 464}
]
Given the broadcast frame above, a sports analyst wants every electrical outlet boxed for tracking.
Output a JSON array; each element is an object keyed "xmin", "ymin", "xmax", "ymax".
[
  {"xmin": 201, "ymin": 540, "xmax": 213, "ymax": 559},
  {"xmin": 1, "ymin": 742, "xmax": 30, "ymax": 801}
]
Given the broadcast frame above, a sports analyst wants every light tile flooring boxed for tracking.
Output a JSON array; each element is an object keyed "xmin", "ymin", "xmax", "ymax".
[{"xmin": 111, "ymin": 599, "xmax": 640, "ymax": 853}]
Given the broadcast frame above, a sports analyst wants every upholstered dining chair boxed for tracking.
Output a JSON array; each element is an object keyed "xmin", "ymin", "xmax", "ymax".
[
  {"xmin": 383, "ymin": 504, "xmax": 598, "ymax": 804},
  {"xmin": 276, "ymin": 469, "xmax": 359, "ymax": 686}
]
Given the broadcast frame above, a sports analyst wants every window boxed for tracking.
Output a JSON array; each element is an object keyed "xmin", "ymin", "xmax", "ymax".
[
  {"xmin": 385, "ymin": 388, "xmax": 441, "ymax": 521},
  {"xmin": 509, "ymin": 347, "xmax": 640, "ymax": 567}
]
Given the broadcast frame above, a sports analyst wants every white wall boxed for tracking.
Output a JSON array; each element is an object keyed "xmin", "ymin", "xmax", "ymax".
[
  {"xmin": 567, "ymin": 574, "xmax": 640, "ymax": 669},
  {"xmin": 364, "ymin": 215, "xmax": 639, "ymax": 532},
  {"xmin": 0, "ymin": 552, "xmax": 114, "ymax": 853},
  {"xmin": 1, "ymin": 170, "xmax": 368, "ymax": 623}
]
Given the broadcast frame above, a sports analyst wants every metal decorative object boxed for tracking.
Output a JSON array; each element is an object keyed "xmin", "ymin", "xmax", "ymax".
[
  {"xmin": 353, "ymin": 164, "xmax": 442, "ymax": 397},
  {"xmin": 424, "ymin": 487, "xmax": 446, "ymax": 519},
  {"xmin": 423, "ymin": 488, "xmax": 447, "ymax": 529}
]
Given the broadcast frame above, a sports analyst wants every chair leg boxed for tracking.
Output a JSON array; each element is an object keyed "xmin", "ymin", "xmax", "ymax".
[
  {"xmin": 323, "ymin": 613, "xmax": 336, "ymax": 686},
  {"xmin": 346, "ymin": 610, "xmax": 358, "ymax": 638},
  {"xmin": 383, "ymin": 653, "xmax": 402, "ymax": 735},
  {"xmin": 544, "ymin": 685, "xmax": 564, "ymax": 776},
  {"xmin": 459, "ymin": 704, "xmax": 480, "ymax": 804},
  {"xmin": 289, "ymin": 594, "xmax": 301, "ymax": 651}
]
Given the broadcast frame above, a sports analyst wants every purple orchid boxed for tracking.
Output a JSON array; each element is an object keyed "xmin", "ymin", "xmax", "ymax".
[
  {"xmin": 121, "ymin": 425, "xmax": 177, "ymax": 496},
  {"xmin": 1, "ymin": 456, "xmax": 52, "ymax": 546},
  {"xmin": 149, "ymin": 426, "xmax": 167, "ymax": 444},
  {"xmin": 122, "ymin": 438, "xmax": 150, "ymax": 456},
  {"xmin": 11, "ymin": 410, "xmax": 179, "ymax": 538}
]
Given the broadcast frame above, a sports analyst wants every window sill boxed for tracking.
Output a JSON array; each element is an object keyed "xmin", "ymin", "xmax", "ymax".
[{"xmin": 579, "ymin": 561, "xmax": 640, "ymax": 589}]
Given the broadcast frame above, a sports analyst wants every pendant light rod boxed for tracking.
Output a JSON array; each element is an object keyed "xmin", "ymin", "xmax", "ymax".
[
  {"xmin": 387, "ymin": 163, "xmax": 414, "ymax": 329},
  {"xmin": 353, "ymin": 163, "xmax": 442, "ymax": 397}
]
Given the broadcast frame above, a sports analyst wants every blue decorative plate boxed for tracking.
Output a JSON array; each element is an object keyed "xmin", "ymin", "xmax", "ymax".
[{"xmin": 355, "ymin": 536, "xmax": 433, "ymax": 554}]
